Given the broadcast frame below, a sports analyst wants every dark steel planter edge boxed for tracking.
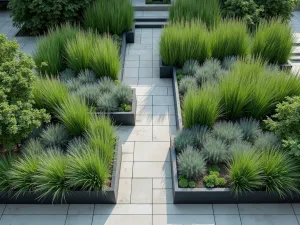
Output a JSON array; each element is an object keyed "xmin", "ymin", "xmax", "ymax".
[{"xmin": 0, "ymin": 139, "xmax": 122, "ymax": 204}]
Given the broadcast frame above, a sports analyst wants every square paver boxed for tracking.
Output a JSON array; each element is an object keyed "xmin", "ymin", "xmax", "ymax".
[
  {"xmin": 153, "ymin": 215, "xmax": 215, "ymax": 225},
  {"xmin": 153, "ymin": 189, "xmax": 173, "ymax": 203},
  {"xmin": 120, "ymin": 162, "xmax": 133, "ymax": 178},
  {"xmin": 136, "ymin": 106, "xmax": 153, "ymax": 115},
  {"xmin": 117, "ymin": 178, "xmax": 132, "ymax": 203},
  {"xmin": 240, "ymin": 215, "xmax": 299, "ymax": 225},
  {"xmin": 131, "ymin": 179, "xmax": 152, "ymax": 203},
  {"xmin": 68, "ymin": 204, "xmax": 94, "ymax": 215},
  {"xmin": 0, "ymin": 215, "xmax": 66, "ymax": 225},
  {"xmin": 238, "ymin": 204, "xmax": 294, "ymax": 215},
  {"xmin": 153, "ymin": 106, "xmax": 169, "ymax": 115},
  {"xmin": 137, "ymin": 96, "xmax": 153, "ymax": 106},
  {"xmin": 65, "ymin": 215, "xmax": 93, "ymax": 225},
  {"xmin": 153, "ymin": 178, "xmax": 173, "ymax": 189},
  {"xmin": 139, "ymin": 68, "xmax": 153, "ymax": 78},
  {"xmin": 213, "ymin": 204, "xmax": 239, "ymax": 215},
  {"xmin": 122, "ymin": 153, "xmax": 134, "ymax": 162},
  {"xmin": 123, "ymin": 68, "xmax": 139, "ymax": 78},
  {"xmin": 92, "ymin": 215, "xmax": 152, "ymax": 225},
  {"xmin": 136, "ymin": 87, "xmax": 168, "ymax": 96},
  {"xmin": 135, "ymin": 115, "xmax": 153, "ymax": 125},
  {"xmin": 122, "ymin": 78, "xmax": 138, "ymax": 86},
  {"xmin": 3, "ymin": 204, "xmax": 68, "ymax": 215},
  {"xmin": 134, "ymin": 142, "xmax": 170, "ymax": 162},
  {"xmin": 215, "ymin": 215, "xmax": 241, "ymax": 225},
  {"xmin": 94, "ymin": 204, "xmax": 152, "ymax": 215},
  {"xmin": 124, "ymin": 61, "xmax": 139, "ymax": 68},
  {"xmin": 139, "ymin": 61, "xmax": 153, "ymax": 68},
  {"xmin": 122, "ymin": 142, "xmax": 134, "ymax": 153},
  {"xmin": 153, "ymin": 126, "xmax": 176, "ymax": 142},
  {"xmin": 138, "ymin": 78, "xmax": 172, "ymax": 87},
  {"xmin": 153, "ymin": 68, "xmax": 160, "ymax": 78},
  {"xmin": 153, "ymin": 96, "xmax": 174, "ymax": 106},
  {"xmin": 133, "ymin": 162, "xmax": 171, "ymax": 178},
  {"xmin": 153, "ymin": 115, "xmax": 176, "ymax": 126},
  {"xmin": 117, "ymin": 126, "xmax": 152, "ymax": 142},
  {"xmin": 153, "ymin": 204, "xmax": 213, "ymax": 215}
]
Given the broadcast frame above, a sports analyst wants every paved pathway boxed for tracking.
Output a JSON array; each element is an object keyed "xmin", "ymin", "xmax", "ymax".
[{"xmin": 2, "ymin": 10, "xmax": 300, "ymax": 225}]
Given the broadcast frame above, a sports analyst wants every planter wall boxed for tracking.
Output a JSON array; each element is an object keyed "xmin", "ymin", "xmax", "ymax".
[
  {"xmin": 102, "ymin": 89, "xmax": 137, "ymax": 126},
  {"xmin": 0, "ymin": 139, "xmax": 122, "ymax": 204},
  {"xmin": 167, "ymin": 64, "xmax": 300, "ymax": 203}
]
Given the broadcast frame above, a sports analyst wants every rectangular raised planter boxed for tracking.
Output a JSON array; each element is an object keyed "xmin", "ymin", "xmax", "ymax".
[
  {"xmin": 0, "ymin": 139, "xmax": 122, "ymax": 204},
  {"xmin": 126, "ymin": 27, "xmax": 135, "ymax": 44},
  {"xmin": 102, "ymin": 89, "xmax": 137, "ymax": 126},
  {"xmin": 171, "ymin": 136, "xmax": 300, "ymax": 203},
  {"xmin": 160, "ymin": 58, "xmax": 173, "ymax": 78}
]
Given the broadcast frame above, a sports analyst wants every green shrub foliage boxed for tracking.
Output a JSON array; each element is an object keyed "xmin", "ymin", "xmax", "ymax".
[
  {"xmin": 0, "ymin": 35, "xmax": 50, "ymax": 150},
  {"xmin": 179, "ymin": 76, "xmax": 198, "ymax": 96},
  {"xmin": 212, "ymin": 121, "xmax": 243, "ymax": 144},
  {"xmin": 265, "ymin": 96, "xmax": 300, "ymax": 157},
  {"xmin": 177, "ymin": 146, "xmax": 206, "ymax": 180},
  {"xmin": 169, "ymin": 0, "xmax": 221, "ymax": 29},
  {"xmin": 203, "ymin": 137, "xmax": 228, "ymax": 164},
  {"xmin": 203, "ymin": 171, "xmax": 226, "ymax": 188},
  {"xmin": 252, "ymin": 19, "xmax": 293, "ymax": 64},
  {"xmin": 256, "ymin": 0, "xmax": 295, "ymax": 21},
  {"xmin": 8, "ymin": 0, "xmax": 92, "ymax": 35},
  {"xmin": 84, "ymin": 0, "xmax": 134, "ymax": 35}
]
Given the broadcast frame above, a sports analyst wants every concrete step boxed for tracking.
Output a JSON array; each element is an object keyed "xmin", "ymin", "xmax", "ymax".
[{"xmin": 135, "ymin": 21, "xmax": 167, "ymax": 28}]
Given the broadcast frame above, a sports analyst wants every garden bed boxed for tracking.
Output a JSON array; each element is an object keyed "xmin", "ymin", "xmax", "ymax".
[
  {"xmin": 170, "ymin": 137, "xmax": 300, "ymax": 204},
  {"xmin": 0, "ymin": 139, "xmax": 122, "ymax": 204},
  {"xmin": 102, "ymin": 89, "xmax": 137, "ymax": 126}
]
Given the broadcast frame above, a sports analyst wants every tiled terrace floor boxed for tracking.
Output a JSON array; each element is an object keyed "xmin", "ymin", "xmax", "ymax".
[{"xmin": 2, "ymin": 9, "xmax": 300, "ymax": 225}]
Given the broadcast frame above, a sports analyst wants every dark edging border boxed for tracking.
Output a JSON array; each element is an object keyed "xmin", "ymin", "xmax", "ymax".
[
  {"xmin": 101, "ymin": 89, "xmax": 137, "ymax": 126},
  {"xmin": 0, "ymin": 139, "xmax": 122, "ymax": 204}
]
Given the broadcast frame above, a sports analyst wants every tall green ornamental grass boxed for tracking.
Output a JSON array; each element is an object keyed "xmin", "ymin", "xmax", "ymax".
[
  {"xmin": 65, "ymin": 31, "xmax": 95, "ymax": 73},
  {"xmin": 32, "ymin": 77, "xmax": 69, "ymax": 114},
  {"xmin": 90, "ymin": 36, "xmax": 120, "ymax": 80},
  {"xmin": 33, "ymin": 24, "xmax": 79, "ymax": 76},
  {"xmin": 183, "ymin": 85, "xmax": 221, "ymax": 128},
  {"xmin": 169, "ymin": 0, "xmax": 221, "ymax": 29},
  {"xmin": 251, "ymin": 19, "xmax": 293, "ymax": 64},
  {"xmin": 84, "ymin": 0, "xmax": 134, "ymax": 35},
  {"xmin": 55, "ymin": 96, "xmax": 92, "ymax": 136},
  {"xmin": 160, "ymin": 21, "xmax": 210, "ymax": 67},
  {"xmin": 211, "ymin": 20, "xmax": 249, "ymax": 61}
]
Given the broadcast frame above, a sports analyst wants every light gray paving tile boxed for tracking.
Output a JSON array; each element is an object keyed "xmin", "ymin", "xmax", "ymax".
[
  {"xmin": 139, "ymin": 61, "xmax": 153, "ymax": 68},
  {"xmin": 292, "ymin": 204, "xmax": 300, "ymax": 214},
  {"xmin": 153, "ymin": 189, "xmax": 173, "ymax": 203},
  {"xmin": 213, "ymin": 204, "xmax": 239, "ymax": 215},
  {"xmin": 131, "ymin": 179, "xmax": 152, "ymax": 203},
  {"xmin": 0, "ymin": 205, "xmax": 5, "ymax": 215},
  {"xmin": 3, "ymin": 204, "xmax": 68, "ymax": 215},
  {"xmin": 129, "ymin": 49, "xmax": 152, "ymax": 56},
  {"xmin": 238, "ymin": 204, "xmax": 294, "ymax": 215},
  {"xmin": 125, "ymin": 55, "xmax": 139, "ymax": 61},
  {"xmin": 0, "ymin": 215, "xmax": 66, "ymax": 225},
  {"xmin": 122, "ymin": 153, "xmax": 133, "ymax": 162},
  {"xmin": 153, "ymin": 54, "xmax": 160, "ymax": 60},
  {"xmin": 153, "ymin": 178, "xmax": 173, "ymax": 189},
  {"xmin": 92, "ymin": 215, "xmax": 152, "ymax": 225},
  {"xmin": 153, "ymin": 106, "xmax": 169, "ymax": 115},
  {"xmin": 123, "ymin": 68, "xmax": 139, "ymax": 78},
  {"xmin": 124, "ymin": 61, "xmax": 139, "ymax": 68},
  {"xmin": 136, "ymin": 106, "xmax": 153, "ymax": 115},
  {"xmin": 140, "ymin": 54, "xmax": 153, "ymax": 61},
  {"xmin": 68, "ymin": 205, "xmax": 94, "ymax": 215},
  {"xmin": 117, "ymin": 178, "xmax": 132, "ymax": 203},
  {"xmin": 133, "ymin": 162, "xmax": 171, "ymax": 178},
  {"xmin": 122, "ymin": 142, "xmax": 134, "ymax": 153},
  {"xmin": 241, "ymin": 215, "xmax": 299, "ymax": 225},
  {"xmin": 153, "ymin": 204, "xmax": 213, "ymax": 215},
  {"xmin": 153, "ymin": 215, "xmax": 215, "ymax": 225},
  {"xmin": 136, "ymin": 115, "xmax": 153, "ymax": 125},
  {"xmin": 65, "ymin": 215, "xmax": 93, "ymax": 225},
  {"xmin": 135, "ymin": 87, "xmax": 167, "ymax": 96},
  {"xmin": 153, "ymin": 67, "xmax": 160, "ymax": 78},
  {"xmin": 117, "ymin": 126, "xmax": 152, "ymax": 142},
  {"xmin": 167, "ymin": 87, "xmax": 174, "ymax": 96},
  {"xmin": 141, "ymin": 38, "xmax": 153, "ymax": 45},
  {"xmin": 215, "ymin": 215, "xmax": 241, "ymax": 225},
  {"xmin": 134, "ymin": 142, "xmax": 170, "ymax": 162},
  {"xmin": 129, "ymin": 44, "xmax": 152, "ymax": 50},
  {"xmin": 153, "ymin": 96, "xmax": 174, "ymax": 106},
  {"xmin": 153, "ymin": 126, "xmax": 176, "ymax": 141},
  {"xmin": 120, "ymin": 162, "xmax": 133, "ymax": 178},
  {"xmin": 138, "ymin": 78, "xmax": 172, "ymax": 87},
  {"xmin": 94, "ymin": 204, "xmax": 152, "ymax": 215},
  {"xmin": 168, "ymin": 106, "xmax": 175, "ymax": 115},
  {"xmin": 153, "ymin": 114, "xmax": 176, "ymax": 126},
  {"xmin": 122, "ymin": 78, "xmax": 138, "ymax": 86},
  {"xmin": 137, "ymin": 95, "xmax": 153, "ymax": 106},
  {"xmin": 139, "ymin": 68, "xmax": 153, "ymax": 78}
]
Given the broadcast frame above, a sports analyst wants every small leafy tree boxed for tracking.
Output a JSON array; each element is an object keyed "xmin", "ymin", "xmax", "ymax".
[
  {"xmin": 0, "ymin": 35, "xmax": 50, "ymax": 150},
  {"xmin": 264, "ymin": 96, "xmax": 300, "ymax": 158}
]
